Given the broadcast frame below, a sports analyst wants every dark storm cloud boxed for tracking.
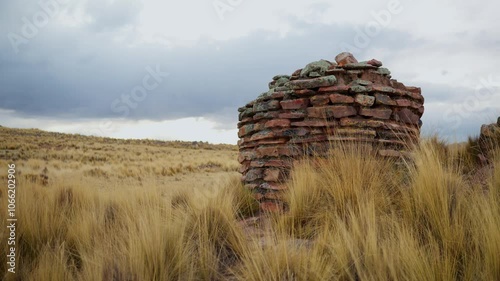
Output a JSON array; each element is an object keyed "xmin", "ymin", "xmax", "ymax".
[
  {"xmin": 0, "ymin": 8, "xmax": 425, "ymax": 126},
  {"xmin": 3, "ymin": 0, "xmax": 496, "ymax": 140}
]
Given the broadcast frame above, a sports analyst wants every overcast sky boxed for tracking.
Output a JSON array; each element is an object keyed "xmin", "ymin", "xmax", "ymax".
[{"xmin": 1, "ymin": 0, "xmax": 499, "ymax": 144}]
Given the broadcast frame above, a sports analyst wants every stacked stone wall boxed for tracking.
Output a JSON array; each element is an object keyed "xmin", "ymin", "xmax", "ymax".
[{"xmin": 237, "ymin": 53, "xmax": 425, "ymax": 212}]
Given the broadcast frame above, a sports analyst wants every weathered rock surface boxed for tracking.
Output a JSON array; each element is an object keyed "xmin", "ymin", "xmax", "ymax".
[{"xmin": 478, "ymin": 117, "xmax": 500, "ymax": 162}]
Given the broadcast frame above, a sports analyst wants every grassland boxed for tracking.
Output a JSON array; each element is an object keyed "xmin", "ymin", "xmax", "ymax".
[{"xmin": 0, "ymin": 126, "xmax": 499, "ymax": 280}]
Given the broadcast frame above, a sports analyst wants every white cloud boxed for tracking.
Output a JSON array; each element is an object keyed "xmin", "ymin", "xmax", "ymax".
[{"xmin": 0, "ymin": 109, "xmax": 237, "ymax": 144}]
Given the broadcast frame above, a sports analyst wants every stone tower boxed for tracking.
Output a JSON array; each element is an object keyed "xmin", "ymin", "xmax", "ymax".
[{"xmin": 237, "ymin": 52, "xmax": 424, "ymax": 212}]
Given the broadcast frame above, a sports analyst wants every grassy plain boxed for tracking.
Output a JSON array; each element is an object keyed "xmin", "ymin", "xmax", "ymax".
[{"xmin": 0, "ymin": 126, "xmax": 499, "ymax": 280}]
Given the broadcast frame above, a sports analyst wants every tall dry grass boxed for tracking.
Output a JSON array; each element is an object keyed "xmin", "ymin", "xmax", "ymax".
[{"xmin": 0, "ymin": 134, "xmax": 499, "ymax": 280}]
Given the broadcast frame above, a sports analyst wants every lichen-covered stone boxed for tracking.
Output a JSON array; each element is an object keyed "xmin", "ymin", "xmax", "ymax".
[
  {"xmin": 353, "ymin": 79, "xmax": 373, "ymax": 86},
  {"xmin": 253, "ymin": 100, "xmax": 281, "ymax": 112},
  {"xmin": 355, "ymin": 94, "xmax": 375, "ymax": 107},
  {"xmin": 300, "ymin": 60, "xmax": 333, "ymax": 78},
  {"xmin": 273, "ymin": 75, "xmax": 291, "ymax": 81},
  {"xmin": 275, "ymin": 76, "xmax": 291, "ymax": 87},
  {"xmin": 287, "ymin": 75, "xmax": 337, "ymax": 90},
  {"xmin": 350, "ymin": 85, "xmax": 370, "ymax": 93},
  {"xmin": 377, "ymin": 67, "xmax": 391, "ymax": 76}
]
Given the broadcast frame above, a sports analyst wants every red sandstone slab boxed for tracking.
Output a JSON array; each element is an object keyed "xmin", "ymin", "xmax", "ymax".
[
  {"xmin": 395, "ymin": 108, "xmax": 420, "ymax": 125},
  {"xmin": 256, "ymin": 146, "xmax": 301, "ymax": 158},
  {"xmin": 310, "ymin": 95, "xmax": 330, "ymax": 106},
  {"xmin": 239, "ymin": 161, "xmax": 250, "ymax": 173},
  {"xmin": 330, "ymin": 94, "xmax": 354, "ymax": 104},
  {"xmin": 264, "ymin": 169, "xmax": 281, "ymax": 182},
  {"xmin": 335, "ymin": 52, "xmax": 358, "ymax": 66},
  {"xmin": 271, "ymin": 91, "xmax": 285, "ymax": 99},
  {"xmin": 359, "ymin": 108, "xmax": 392, "ymax": 119},
  {"xmin": 374, "ymin": 93, "xmax": 396, "ymax": 106},
  {"xmin": 255, "ymin": 138, "xmax": 289, "ymax": 145},
  {"xmin": 294, "ymin": 89, "xmax": 317, "ymax": 96},
  {"xmin": 240, "ymin": 138, "xmax": 289, "ymax": 149},
  {"xmin": 237, "ymin": 117, "xmax": 253, "ymax": 127},
  {"xmin": 238, "ymin": 124, "xmax": 254, "ymax": 138},
  {"xmin": 280, "ymin": 98, "xmax": 310, "ymax": 109},
  {"xmin": 318, "ymin": 85, "xmax": 350, "ymax": 93},
  {"xmin": 406, "ymin": 86, "xmax": 421, "ymax": 94},
  {"xmin": 238, "ymin": 142, "xmax": 259, "ymax": 149},
  {"xmin": 418, "ymin": 106, "xmax": 424, "ymax": 115},
  {"xmin": 307, "ymin": 106, "xmax": 357, "ymax": 119},
  {"xmin": 395, "ymin": 99, "xmax": 412, "ymax": 107},
  {"xmin": 331, "ymin": 106, "xmax": 357, "ymax": 118},
  {"xmin": 393, "ymin": 88, "xmax": 407, "ymax": 96},
  {"xmin": 238, "ymin": 151, "xmax": 257, "ymax": 163},
  {"xmin": 409, "ymin": 101, "xmax": 422, "ymax": 109},
  {"xmin": 403, "ymin": 91, "xmax": 424, "ymax": 101},
  {"xmin": 265, "ymin": 119, "xmax": 291, "ymax": 128},
  {"xmin": 367, "ymin": 59, "xmax": 383, "ymax": 67},
  {"xmin": 382, "ymin": 121, "xmax": 419, "ymax": 134}
]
